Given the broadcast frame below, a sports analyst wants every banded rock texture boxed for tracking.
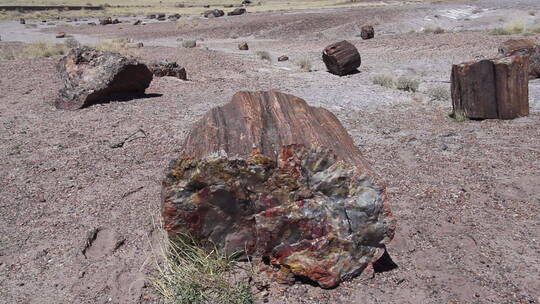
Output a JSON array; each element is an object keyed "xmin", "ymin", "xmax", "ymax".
[
  {"xmin": 451, "ymin": 56, "xmax": 529, "ymax": 120},
  {"xmin": 498, "ymin": 38, "xmax": 540, "ymax": 79},
  {"xmin": 322, "ymin": 40, "xmax": 361, "ymax": 76},
  {"xmin": 162, "ymin": 90, "xmax": 395, "ymax": 288},
  {"xmin": 56, "ymin": 47, "xmax": 153, "ymax": 110}
]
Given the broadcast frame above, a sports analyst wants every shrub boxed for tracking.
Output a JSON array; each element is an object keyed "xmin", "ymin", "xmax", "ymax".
[
  {"xmin": 427, "ymin": 85, "xmax": 450, "ymax": 101},
  {"xmin": 93, "ymin": 39, "xmax": 135, "ymax": 55},
  {"xmin": 20, "ymin": 41, "xmax": 68, "ymax": 59},
  {"xmin": 64, "ymin": 37, "xmax": 80, "ymax": 48},
  {"xmin": 296, "ymin": 59, "xmax": 312, "ymax": 72},
  {"xmin": 423, "ymin": 25, "xmax": 444, "ymax": 34},
  {"xmin": 372, "ymin": 74, "xmax": 395, "ymax": 88},
  {"xmin": 255, "ymin": 50, "xmax": 271, "ymax": 61},
  {"xmin": 150, "ymin": 235, "xmax": 254, "ymax": 304},
  {"xmin": 396, "ymin": 76, "xmax": 420, "ymax": 92},
  {"xmin": 182, "ymin": 40, "xmax": 197, "ymax": 48}
]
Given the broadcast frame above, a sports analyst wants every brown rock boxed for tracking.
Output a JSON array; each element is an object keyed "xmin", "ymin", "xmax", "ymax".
[
  {"xmin": 147, "ymin": 60, "xmax": 187, "ymax": 80},
  {"xmin": 99, "ymin": 17, "xmax": 112, "ymax": 25},
  {"xmin": 133, "ymin": 19, "xmax": 142, "ymax": 25},
  {"xmin": 161, "ymin": 90, "xmax": 395, "ymax": 288},
  {"xmin": 360, "ymin": 25, "xmax": 374, "ymax": 40},
  {"xmin": 238, "ymin": 42, "xmax": 249, "ymax": 50},
  {"xmin": 228, "ymin": 8, "xmax": 246, "ymax": 16},
  {"xmin": 56, "ymin": 32, "xmax": 65, "ymax": 38},
  {"xmin": 55, "ymin": 47, "xmax": 153, "ymax": 110},
  {"xmin": 322, "ymin": 40, "xmax": 361, "ymax": 76},
  {"xmin": 451, "ymin": 56, "xmax": 529, "ymax": 120},
  {"xmin": 278, "ymin": 55, "xmax": 289, "ymax": 62},
  {"xmin": 498, "ymin": 38, "xmax": 540, "ymax": 79},
  {"xmin": 19, "ymin": 18, "xmax": 25, "ymax": 24},
  {"xmin": 203, "ymin": 9, "xmax": 225, "ymax": 18}
]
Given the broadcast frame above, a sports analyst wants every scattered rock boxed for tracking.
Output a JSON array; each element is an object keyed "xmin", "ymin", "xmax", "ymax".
[
  {"xmin": 238, "ymin": 42, "xmax": 249, "ymax": 50},
  {"xmin": 157, "ymin": 13, "xmax": 166, "ymax": 18},
  {"xmin": 162, "ymin": 90, "xmax": 395, "ymax": 289},
  {"xmin": 361, "ymin": 25, "xmax": 375, "ymax": 40},
  {"xmin": 451, "ymin": 55, "xmax": 529, "ymax": 120},
  {"xmin": 55, "ymin": 46, "xmax": 153, "ymax": 110},
  {"xmin": 88, "ymin": 22, "xmax": 96, "ymax": 26},
  {"xmin": 19, "ymin": 18, "xmax": 25, "ymax": 24},
  {"xmin": 133, "ymin": 20, "xmax": 142, "ymax": 25},
  {"xmin": 56, "ymin": 32, "xmax": 65, "ymax": 39},
  {"xmin": 203, "ymin": 9, "xmax": 225, "ymax": 18},
  {"xmin": 99, "ymin": 17, "xmax": 112, "ymax": 25},
  {"xmin": 147, "ymin": 60, "xmax": 187, "ymax": 80},
  {"xmin": 157, "ymin": 16, "xmax": 166, "ymax": 21},
  {"xmin": 168, "ymin": 13, "xmax": 181, "ymax": 21},
  {"xmin": 498, "ymin": 39, "xmax": 540, "ymax": 79},
  {"xmin": 146, "ymin": 14, "xmax": 156, "ymax": 19},
  {"xmin": 322, "ymin": 40, "xmax": 361, "ymax": 76},
  {"xmin": 278, "ymin": 55, "xmax": 289, "ymax": 62},
  {"xmin": 224, "ymin": 4, "xmax": 233, "ymax": 7},
  {"xmin": 242, "ymin": 0, "xmax": 252, "ymax": 4},
  {"xmin": 111, "ymin": 18, "xmax": 120, "ymax": 24},
  {"xmin": 228, "ymin": 8, "xmax": 246, "ymax": 16}
]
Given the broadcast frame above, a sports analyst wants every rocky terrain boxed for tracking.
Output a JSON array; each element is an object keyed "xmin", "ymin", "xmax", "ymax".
[{"xmin": 0, "ymin": 0, "xmax": 539, "ymax": 303}]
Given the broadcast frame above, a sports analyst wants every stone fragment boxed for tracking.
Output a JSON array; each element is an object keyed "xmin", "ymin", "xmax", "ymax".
[
  {"xmin": 498, "ymin": 38, "xmax": 540, "ymax": 79},
  {"xmin": 322, "ymin": 40, "xmax": 361, "ymax": 76},
  {"xmin": 360, "ymin": 25, "xmax": 374, "ymax": 40},
  {"xmin": 238, "ymin": 42, "xmax": 249, "ymax": 50},
  {"xmin": 147, "ymin": 60, "xmax": 187, "ymax": 80}
]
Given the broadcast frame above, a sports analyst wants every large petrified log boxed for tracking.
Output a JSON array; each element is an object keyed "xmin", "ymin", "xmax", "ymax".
[
  {"xmin": 56, "ymin": 46, "xmax": 153, "ymax": 110},
  {"xmin": 322, "ymin": 40, "xmax": 361, "ymax": 76},
  {"xmin": 498, "ymin": 38, "xmax": 540, "ymax": 79},
  {"xmin": 162, "ymin": 90, "xmax": 395, "ymax": 288},
  {"xmin": 451, "ymin": 55, "xmax": 529, "ymax": 120}
]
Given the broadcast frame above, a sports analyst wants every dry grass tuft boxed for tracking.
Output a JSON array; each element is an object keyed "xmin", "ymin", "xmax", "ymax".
[
  {"xmin": 0, "ymin": 41, "xmax": 69, "ymax": 60},
  {"xmin": 423, "ymin": 25, "xmax": 445, "ymax": 34},
  {"xmin": 256, "ymin": 50, "xmax": 271, "ymax": 61},
  {"xmin": 181, "ymin": 40, "xmax": 197, "ymax": 48},
  {"xmin": 93, "ymin": 38, "xmax": 136, "ymax": 55},
  {"xmin": 427, "ymin": 85, "xmax": 450, "ymax": 101},
  {"xmin": 396, "ymin": 76, "xmax": 420, "ymax": 92},
  {"xmin": 296, "ymin": 59, "xmax": 312, "ymax": 72},
  {"xmin": 150, "ymin": 234, "xmax": 254, "ymax": 304},
  {"xmin": 372, "ymin": 74, "xmax": 395, "ymax": 88}
]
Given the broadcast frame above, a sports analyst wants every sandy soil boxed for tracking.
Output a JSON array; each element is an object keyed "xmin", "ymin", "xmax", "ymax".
[{"xmin": 1, "ymin": 0, "xmax": 539, "ymax": 303}]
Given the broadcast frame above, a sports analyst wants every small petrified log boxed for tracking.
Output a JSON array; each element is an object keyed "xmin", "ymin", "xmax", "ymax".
[
  {"xmin": 360, "ymin": 25, "xmax": 374, "ymax": 40},
  {"xmin": 238, "ymin": 42, "xmax": 249, "ymax": 50},
  {"xmin": 147, "ymin": 60, "xmax": 187, "ymax": 80},
  {"xmin": 228, "ymin": 8, "xmax": 246, "ymax": 16},
  {"xmin": 278, "ymin": 55, "xmax": 289, "ymax": 61},
  {"xmin": 203, "ymin": 9, "xmax": 225, "ymax": 18},
  {"xmin": 498, "ymin": 38, "xmax": 540, "ymax": 79},
  {"xmin": 322, "ymin": 40, "xmax": 361, "ymax": 76},
  {"xmin": 451, "ymin": 55, "xmax": 529, "ymax": 120},
  {"xmin": 162, "ymin": 90, "xmax": 395, "ymax": 288},
  {"xmin": 56, "ymin": 47, "xmax": 153, "ymax": 110},
  {"xmin": 99, "ymin": 17, "xmax": 112, "ymax": 25}
]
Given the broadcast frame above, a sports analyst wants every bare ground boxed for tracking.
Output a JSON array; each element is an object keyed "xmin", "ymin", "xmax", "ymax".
[{"xmin": 1, "ymin": 0, "xmax": 539, "ymax": 303}]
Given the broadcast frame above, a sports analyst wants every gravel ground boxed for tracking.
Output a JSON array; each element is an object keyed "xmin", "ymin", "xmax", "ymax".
[{"xmin": 1, "ymin": 0, "xmax": 539, "ymax": 303}]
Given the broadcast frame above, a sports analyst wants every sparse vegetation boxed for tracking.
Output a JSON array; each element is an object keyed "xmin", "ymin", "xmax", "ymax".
[
  {"xmin": 450, "ymin": 111, "xmax": 468, "ymax": 122},
  {"xmin": 296, "ymin": 59, "xmax": 312, "ymax": 72},
  {"xmin": 472, "ymin": 8, "xmax": 482, "ymax": 14},
  {"xmin": 0, "ymin": 41, "xmax": 68, "ymax": 60},
  {"xmin": 491, "ymin": 22, "xmax": 525, "ymax": 35},
  {"xmin": 372, "ymin": 74, "xmax": 395, "ymax": 88},
  {"xmin": 150, "ymin": 234, "xmax": 254, "ymax": 304},
  {"xmin": 427, "ymin": 85, "xmax": 450, "ymax": 101},
  {"xmin": 182, "ymin": 40, "xmax": 197, "ymax": 48},
  {"xmin": 93, "ymin": 38, "xmax": 136, "ymax": 55},
  {"xmin": 396, "ymin": 76, "xmax": 420, "ymax": 92},
  {"xmin": 256, "ymin": 50, "xmax": 271, "ymax": 61},
  {"xmin": 423, "ymin": 25, "xmax": 445, "ymax": 34},
  {"xmin": 64, "ymin": 37, "xmax": 81, "ymax": 48}
]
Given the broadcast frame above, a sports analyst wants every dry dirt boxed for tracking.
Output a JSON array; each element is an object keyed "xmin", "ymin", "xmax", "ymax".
[{"xmin": 1, "ymin": 0, "xmax": 539, "ymax": 303}]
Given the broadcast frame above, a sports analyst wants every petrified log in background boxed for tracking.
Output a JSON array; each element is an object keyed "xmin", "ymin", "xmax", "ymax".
[
  {"xmin": 360, "ymin": 25, "xmax": 374, "ymax": 40},
  {"xmin": 498, "ymin": 38, "xmax": 540, "ymax": 79},
  {"xmin": 451, "ymin": 56, "xmax": 529, "ymax": 120},
  {"xmin": 162, "ymin": 90, "xmax": 395, "ymax": 288},
  {"xmin": 322, "ymin": 40, "xmax": 361, "ymax": 76},
  {"xmin": 56, "ymin": 47, "xmax": 153, "ymax": 110}
]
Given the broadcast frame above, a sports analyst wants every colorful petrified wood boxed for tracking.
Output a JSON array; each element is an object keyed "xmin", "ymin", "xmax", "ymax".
[{"xmin": 161, "ymin": 90, "xmax": 395, "ymax": 288}]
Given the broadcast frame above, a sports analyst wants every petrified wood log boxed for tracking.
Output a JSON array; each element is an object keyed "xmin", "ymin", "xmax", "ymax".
[
  {"xmin": 322, "ymin": 40, "xmax": 361, "ymax": 76},
  {"xmin": 360, "ymin": 25, "xmax": 374, "ymax": 40},
  {"xmin": 56, "ymin": 47, "xmax": 153, "ymax": 110},
  {"xmin": 451, "ymin": 56, "xmax": 529, "ymax": 120},
  {"xmin": 498, "ymin": 38, "xmax": 540, "ymax": 79},
  {"xmin": 162, "ymin": 90, "xmax": 395, "ymax": 288}
]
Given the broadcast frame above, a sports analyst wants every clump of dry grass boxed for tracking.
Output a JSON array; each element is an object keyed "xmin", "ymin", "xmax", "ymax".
[
  {"xmin": 181, "ymin": 40, "xmax": 197, "ymax": 48},
  {"xmin": 423, "ymin": 25, "xmax": 445, "ymax": 34},
  {"xmin": 372, "ymin": 74, "xmax": 395, "ymax": 88},
  {"xmin": 150, "ymin": 234, "xmax": 254, "ymax": 304},
  {"xmin": 427, "ymin": 85, "xmax": 450, "ymax": 101},
  {"xmin": 93, "ymin": 38, "xmax": 136, "ymax": 55},
  {"xmin": 396, "ymin": 76, "xmax": 420, "ymax": 92},
  {"xmin": 255, "ymin": 50, "xmax": 271, "ymax": 61},
  {"xmin": 491, "ymin": 21, "xmax": 525, "ymax": 35},
  {"xmin": 296, "ymin": 59, "xmax": 312, "ymax": 72},
  {"xmin": 0, "ymin": 41, "xmax": 68, "ymax": 60}
]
